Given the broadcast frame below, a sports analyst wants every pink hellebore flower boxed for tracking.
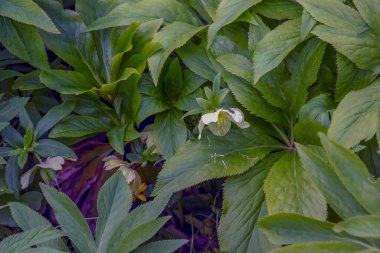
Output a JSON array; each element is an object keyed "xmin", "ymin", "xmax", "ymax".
[{"xmin": 198, "ymin": 108, "xmax": 250, "ymax": 139}]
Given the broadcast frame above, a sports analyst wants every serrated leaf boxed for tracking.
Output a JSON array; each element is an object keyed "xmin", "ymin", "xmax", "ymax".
[
  {"xmin": 253, "ymin": 0, "xmax": 302, "ymax": 20},
  {"xmin": 148, "ymin": 22, "xmax": 205, "ymax": 85},
  {"xmin": 0, "ymin": 0, "xmax": 59, "ymax": 33},
  {"xmin": 296, "ymin": 144, "xmax": 368, "ymax": 220},
  {"xmin": 294, "ymin": 120, "xmax": 326, "ymax": 145},
  {"xmin": 136, "ymin": 96, "xmax": 170, "ymax": 125},
  {"xmin": 334, "ymin": 215, "xmax": 380, "ymax": 239},
  {"xmin": 328, "ymin": 81, "xmax": 380, "ymax": 148},
  {"xmin": 153, "ymin": 127, "xmax": 278, "ymax": 196},
  {"xmin": 40, "ymin": 184, "xmax": 97, "ymax": 253},
  {"xmin": 36, "ymin": 101, "xmax": 76, "ymax": 138},
  {"xmin": 9, "ymin": 202, "xmax": 68, "ymax": 251},
  {"xmin": 0, "ymin": 18, "xmax": 49, "ymax": 70},
  {"xmin": 217, "ymin": 53, "xmax": 253, "ymax": 83},
  {"xmin": 132, "ymin": 239, "xmax": 187, "ymax": 253},
  {"xmin": 354, "ymin": 0, "xmax": 380, "ymax": 35},
  {"xmin": 253, "ymin": 18, "xmax": 304, "ymax": 84},
  {"xmin": 219, "ymin": 154, "xmax": 281, "ymax": 253},
  {"xmin": 258, "ymin": 213, "xmax": 343, "ymax": 245},
  {"xmin": 75, "ymin": 0, "xmax": 123, "ymax": 26},
  {"xmin": 269, "ymin": 242, "xmax": 361, "ymax": 253},
  {"xmin": 335, "ymin": 53, "xmax": 375, "ymax": 102},
  {"xmin": 40, "ymin": 70, "xmax": 95, "ymax": 95},
  {"xmin": 264, "ymin": 152, "xmax": 327, "ymax": 220},
  {"xmin": 153, "ymin": 109, "xmax": 187, "ymax": 158},
  {"xmin": 320, "ymin": 134, "xmax": 380, "ymax": 215},
  {"xmin": 207, "ymin": 0, "xmax": 262, "ymax": 48},
  {"xmin": 96, "ymin": 172, "xmax": 132, "ymax": 252}
]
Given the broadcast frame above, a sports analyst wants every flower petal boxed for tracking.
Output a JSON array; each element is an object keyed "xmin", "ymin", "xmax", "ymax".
[
  {"xmin": 201, "ymin": 109, "xmax": 222, "ymax": 124},
  {"xmin": 226, "ymin": 108, "xmax": 244, "ymax": 123}
]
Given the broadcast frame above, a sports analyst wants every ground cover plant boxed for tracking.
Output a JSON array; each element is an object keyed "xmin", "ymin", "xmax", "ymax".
[{"xmin": 0, "ymin": 0, "xmax": 379, "ymax": 252}]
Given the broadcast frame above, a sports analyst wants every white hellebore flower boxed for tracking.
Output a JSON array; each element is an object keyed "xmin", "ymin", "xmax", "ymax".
[
  {"xmin": 102, "ymin": 155, "xmax": 142, "ymax": 192},
  {"xmin": 198, "ymin": 108, "xmax": 250, "ymax": 139},
  {"xmin": 20, "ymin": 156, "xmax": 65, "ymax": 189}
]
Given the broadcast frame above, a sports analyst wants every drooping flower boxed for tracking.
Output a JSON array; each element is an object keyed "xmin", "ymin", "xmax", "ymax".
[
  {"xmin": 20, "ymin": 156, "xmax": 65, "ymax": 189},
  {"xmin": 198, "ymin": 108, "xmax": 250, "ymax": 139},
  {"xmin": 102, "ymin": 155, "xmax": 146, "ymax": 200}
]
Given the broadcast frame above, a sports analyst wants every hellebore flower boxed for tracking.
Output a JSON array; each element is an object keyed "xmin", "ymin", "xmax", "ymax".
[
  {"xmin": 21, "ymin": 156, "xmax": 65, "ymax": 189},
  {"xmin": 102, "ymin": 155, "xmax": 146, "ymax": 201},
  {"xmin": 198, "ymin": 108, "xmax": 250, "ymax": 139}
]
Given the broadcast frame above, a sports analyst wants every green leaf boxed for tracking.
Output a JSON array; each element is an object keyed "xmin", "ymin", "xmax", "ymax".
[
  {"xmin": 253, "ymin": 0, "xmax": 303, "ymax": 20},
  {"xmin": 49, "ymin": 115, "xmax": 112, "ymax": 138},
  {"xmin": 253, "ymin": 18, "xmax": 303, "ymax": 84},
  {"xmin": 164, "ymin": 58, "xmax": 183, "ymax": 98},
  {"xmin": 5, "ymin": 156, "xmax": 21, "ymax": 196},
  {"xmin": 116, "ymin": 217, "xmax": 171, "ymax": 253},
  {"xmin": 264, "ymin": 152, "xmax": 327, "ymax": 220},
  {"xmin": 40, "ymin": 70, "xmax": 95, "ymax": 95},
  {"xmin": 36, "ymin": 101, "xmax": 76, "ymax": 138},
  {"xmin": 9, "ymin": 202, "xmax": 68, "ymax": 251},
  {"xmin": 153, "ymin": 109, "xmax": 187, "ymax": 158},
  {"xmin": 294, "ymin": 120, "xmax": 326, "ymax": 145},
  {"xmin": 107, "ymin": 126, "xmax": 126, "ymax": 155},
  {"xmin": 13, "ymin": 71, "xmax": 44, "ymax": 90},
  {"xmin": 296, "ymin": 144, "xmax": 368, "ymax": 219},
  {"xmin": 75, "ymin": 0, "xmax": 123, "ymax": 25},
  {"xmin": 97, "ymin": 172, "xmax": 132, "ymax": 252},
  {"xmin": 153, "ymin": 127, "xmax": 278, "ymax": 196},
  {"xmin": 300, "ymin": 10, "xmax": 316, "ymax": 40},
  {"xmin": 0, "ymin": 0, "xmax": 59, "ymax": 33},
  {"xmin": 148, "ymin": 22, "xmax": 205, "ymax": 85},
  {"xmin": 177, "ymin": 42, "xmax": 217, "ymax": 81},
  {"xmin": 334, "ymin": 215, "xmax": 380, "ymax": 239},
  {"xmin": 217, "ymin": 53, "xmax": 253, "ymax": 83},
  {"xmin": 19, "ymin": 248, "xmax": 67, "ymax": 253},
  {"xmin": 258, "ymin": 213, "xmax": 343, "ymax": 245},
  {"xmin": 0, "ymin": 97, "xmax": 29, "ymax": 121},
  {"xmin": 84, "ymin": 0, "xmax": 199, "ymax": 32},
  {"xmin": 335, "ymin": 53, "xmax": 376, "ymax": 102},
  {"xmin": 0, "ymin": 225, "xmax": 63, "ymax": 253},
  {"xmin": 40, "ymin": 184, "xmax": 97, "ymax": 253},
  {"xmin": 299, "ymin": 94, "xmax": 335, "ymax": 128},
  {"xmin": 34, "ymin": 139, "xmax": 77, "ymax": 160},
  {"xmin": 132, "ymin": 240, "xmax": 188, "ymax": 253},
  {"xmin": 136, "ymin": 96, "xmax": 170, "ymax": 125},
  {"xmin": 320, "ymin": 134, "xmax": 380, "ymax": 215},
  {"xmin": 269, "ymin": 242, "xmax": 361, "ymax": 253},
  {"xmin": 328, "ymin": 81, "xmax": 380, "ymax": 148},
  {"xmin": 354, "ymin": 0, "xmax": 380, "ymax": 35},
  {"xmin": 0, "ymin": 18, "xmax": 49, "ymax": 70},
  {"xmin": 207, "ymin": 0, "xmax": 262, "ymax": 48},
  {"xmin": 219, "ymin": 154, "xmax": 281, "ymax": 253},
  {"xmin": 0, "ymin": 69, "xmax": 22, "ymax": 81}
]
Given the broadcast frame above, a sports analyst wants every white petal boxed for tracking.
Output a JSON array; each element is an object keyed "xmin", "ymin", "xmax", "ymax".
[
  {"xmin": 201, "ymin": 109, "xmax": 222, "ymax": 125},
  {"xmin": 102, "ymin": 155, "xmax": 119, "ymax": 162},
  {"xmin": 236, "ymin": 121, "xmax": 250, "ymax": 129},
  {"xmin": 198, "ymin": 120, "xmax": 205, "ymax": 140},
  {"xmin": 226, "ymin": 108, "xmax": 244, "ymax": 123},
  {"xmin": 20, "ymin": 170, "xmax": 33, "ymax": 190}
]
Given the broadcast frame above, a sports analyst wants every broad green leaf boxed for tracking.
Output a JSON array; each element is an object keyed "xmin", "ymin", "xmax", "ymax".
[
  {"xmin": 153, "ymin": 109, "xmax": 187, "ymax": 158},
  {"xmin": 0, "ymin": 225, "xmax": 63, "ymax": 253},
  {"xmin": 286, "ymin": 37, "xmax": 326, "ymax": 115},
  {"xmin": 264, "ymin": 152, "xmax": 327, "ymax": 220},
  {"xmin": 334, "ymin": 215, "xmax": 380, "ymax": 239},
  {"xmin": 148, "ymin": 22, "xmax": 205, "ymax": 85},
  {"xmin": 19, "ymin": 248, "xmax": 67, "ymax": 253},
  {"xmin": 0, "ymin": 18, "xmax": 49, "ymax": 70},
  {"xmin": 253, "ymin": 0, "xmax": 302, "ymax": 20},
  {"xmin": 258, "ymin": 213, "xmax": 343, "ymax": 244},
  {"xmin": 153, "ymin": 127, "xmax": 278, "ymax": 196},
  {"xmin": 296, "ymin": 144, "xmax": 368, "ymax": 219},
  {"xmin": 0, "ymin": 0, "xmax": 59, "ymax": 33},
  {"xmin": 177, "ymin": 42, "xmax": 217, "ymax": 81},
  {"xmin": 9, "ymin": 202, "xmax": 68, "ymax": 251},
  {"xmin": 49, "ymin": 115, "xmax": 112, "ymax": 138},
  {"xmin": 320, "ymin": 134, "xmax": 380, "ymax": 214},
  {"xmin": 40, "ymin": 184, "xmax": 97, "ymax": 253},
  {"xmin": 293, "ymin": 120, "xmax": 326, "ymax": 145},
  {"xmin": 300, "ymin": 10, "xmax": 316, "ymax": 40},
  {"xmin": 36, "ymin": 101, "xmax": 76, "ymax": 138},
  {"xmin": 223, "ymin": 73, "xmax": 287, "ymax": 126},
  {"xmin": 40, "ymin": 70, "xmax": 95, "ymax": 95},
  {"xmin": 34, "ymin": 139, "xmax": 77, "ymax": 161},
  {"xmin": 207, "ymin": 0, "xmax": 262, "ymax": 48},
  {"xmin": 13, "ymin": 71, "xmax": 44, "ymax": 90},
  {"xmin": 269, "ymin": 242, "xmax": 361, "ymax": 253},
  {"xmin": 136, "ymin": 96, "xmax": 170, "ymax": 125},
  {"xmin": 2, "ymin": 125, "xmax": 23, "ymax": 148},
  {"xmin": 299, "ymin": 94, "xmax": 335, "ymax": 128},
  {"xmin": 335, "ymin": 53, "xmax": 376, "ymax": 102},
  {"xmin": 0, "ymin": 69, "xmax": 22, "ymax": 81},
  {"xmin": 97, "ymin": 172, "xmax": 132, "ymax": 252},
  {"xmin": 0, "ymin": 97, "xmax": 29, "ymax": 121},
  {"xmin": 75, "ymin": 0, "xmax": 123, "ymax": 25},
  {"xmin": 5, "ymin": 156, "xmax": 21, "ymax": 196},
  {"xmin": 253, "ymin": 18, "xmax": 303, "ymax": 84},
  {"xmin": 107, "ymin": 126, "xmax": 126, "ymax": 155},
  {"xmin": 354, "ymin": 0, "xmax": 380, "ymax": 35},
  {"xmin": 164, "ymin": 58, "xmax": 183, "ymax": 98},
  {"xmin": 84, "ymin": 0, "xmax": 199, "ymax": 32},
  {"xmin": 219, "ymin": 154, "xmax": 281, "ymax": 253},
  {"xmin": 217, "ymin": 53, "xmax": 253, "ymax": 83},
  {"xmin": 132, "ymin": 240, "xmax": 187, "ymax": 253},
  {"xmin": 328, "ymin": 81, "xmax": 380, "ymax": 148},
  {"xmin": 116, "ymin": 217, "xmax": 171, "ymax": 253}
]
